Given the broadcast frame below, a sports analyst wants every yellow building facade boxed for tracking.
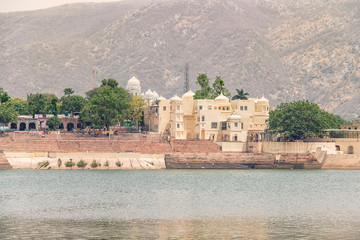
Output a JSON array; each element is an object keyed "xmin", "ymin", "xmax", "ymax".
[{"xmin": 144, "ymin": 90, "xmax": 270, "ymax": 142}]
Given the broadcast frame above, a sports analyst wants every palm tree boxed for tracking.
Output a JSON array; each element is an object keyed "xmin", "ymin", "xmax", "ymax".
[{"xmin": 232, "ymin": 88, "xmax": 249, "ymax": 100}]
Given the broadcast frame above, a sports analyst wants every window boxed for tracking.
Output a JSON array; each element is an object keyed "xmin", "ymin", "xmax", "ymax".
[
  {"xmin": 170, "ymin": 106, "xmax": 173, "ymax": 110},
  {"xmin": 214, "ymin": 106, "xmax": 217, "ymax": 110},
  {"xmin": 241, "ymin": 123, "xmax": 243, "ymax": 129},
  {"xmin": 221, "ymin": 122, "xmax": 227, "ymax": 130},
  {"xmin": 177, "ymin": 105, "xmax": 180, "ymax": 110},
  {"xmin": 202, "ymin": 116, "xmax": 205, "ymax": 122},
  {"xmin": 177, "ymin": 123, "xmax": 180, "ymax": 128},
  {"xmin": 234, "ymin": 123, "xmax": 238, "ymax": 128},
  {"xmin": 197, "ymin": 117, "xmax": 200, "ymax": 122},
  {"xmin": 211, "ymin": 122, "xmax": 218, "ymax": 129},
  {"xmin": 245, "ymin": 106, "xmax": 248, "ymax": 111},
  {"xmin": 199, "ymin": 106, "xmax": 203, "ymax": 110},
  {"xmin": 227, "ymin": 107, "xmax": 229, "ymax": 110},
  {"xmin": 240, "ymin": 106, "xmax": 243, "ymax": 111},
  {"xmin": 163, "ymin": 106, "xmax": 166, "ymax": 111},
  {"xmin": 208, "ymin": 106, "xmax": 212, "ymax": 110}
]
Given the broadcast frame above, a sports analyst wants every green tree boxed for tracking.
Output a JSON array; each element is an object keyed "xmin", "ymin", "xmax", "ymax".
[
  {"xmin": 194, "ymin": 74, "xmax": 214, "ymax": 99},
  {"xmin": 0, "ymin": 102, "xmax": 18, "ymax": 127},
  {"xmin": 60, "ymin": 95, "xmax": 87, "ymax": 116},
  {"xmin": 27, "ymin": 93, "xmax": 47, "ymax": 118},
  {"xmin": 130, "ymin": 95, "xmax": 146, "ymax": 131},
  {"xmin": 232, "ymin": 88, "xmax": 249, "ymax": 100},
  {"xmin": 64, "ymin": 88, "xmax": 75, "ymax": 97},
  {"xmin": 50, "ymin": 96, "xmax": 59, "ymax": 116},
  {"xmin": 7, "ymin": 98, "xmax": 29, "ymax": 115},
  {"xmin": 46, "ymin": 116, "xmax": 61, "ymax": 130},
  {"xmin": 81, "ymin": 83, "xmax": 131, "ymax": 130},
  {"xmin": 101, "ymin": 78, "xmax": 118, "ymax": 88},
  {"xmin": 269, "ymin": 100, "xmax": 340, "ymax": 140},
  {"xmin": 0, "ymin": 88, "xmax": 10, "ymax": 104},
  {"xmin": 212, "ymin": 76, "xmax": 231, "ymax": 98}
]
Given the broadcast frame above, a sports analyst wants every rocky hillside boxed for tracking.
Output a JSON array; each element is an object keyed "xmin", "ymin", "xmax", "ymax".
[{"xmin": 0, "ymin": 0, "xmax": 359, "ymax": 118}]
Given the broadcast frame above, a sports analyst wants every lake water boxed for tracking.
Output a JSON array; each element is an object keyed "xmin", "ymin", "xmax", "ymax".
[{"xmin": 1, "ymin": 169, "xmax": 360, "ymax": 239}]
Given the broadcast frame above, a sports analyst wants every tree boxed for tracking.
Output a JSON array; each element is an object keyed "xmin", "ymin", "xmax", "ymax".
[
  {"xmin": 46, "ymin": 116, "xmax": 61, "ymax": 130},
  {"xmin": 232, "ymin": 88, "xmax": 249, "ymax": 100},
  {"xmin": 7, "ymin": 98, "xmax": 29, "ymax": 115},
  {"xmin": 0, "ymin": 88, "xmax": 10, "ymax": 104},
  {"xmin": 27, "ymin": 93, "xmax": 47, "ymax": 118},
  {"xmin": 81, "ymin": 83, "xmax": 131, "ymax": 130},
  {"xmin": 194, "ymin": 74, "xmax": 214, "ymax": 99},
  {"xmin": 130, "ymin": 95, "xmax": 146, "ymax": 131},
  {"xmin": 64, "ymin": 88, "xmax": 75, "ymax": 97},
  {"xmin": 49, "ymin": 96, "xmax": 59, "ymax": 116},
  {"xmin": 268, "ymin": 100, "xmax": 340, "ymax": 140},
  {"xmin": 60, "ymin": 95, "xmax": 86, "ymax": 116},
  {"xmin": 101, "ymin": 78, "xmax": 118, "ymax": 88},
  {"xmin": 0, "ymin": 102, "xmax": 18, "ymax": 127},
  {"xmin": 212, "ymin": 76, "xmax": 231, "ymax": 98}
]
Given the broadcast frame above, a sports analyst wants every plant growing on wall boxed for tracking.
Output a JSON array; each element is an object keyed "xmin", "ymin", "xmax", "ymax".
[
  {"xmin": 91, "ymin": 160, "xmax": 98, "ymax": 169},
  {"xmin": 104, "ymin": 160, "xmax": 109, "ymax": 168},
  {"xmin": 77, "ymin": 160, "xmax": 87, "ymax": 169},
  {"xmin": 65, "ymin": 159, "xmax": 75, "ymax": 169},
  {"xmin": 38, "ymin": 160, "xmax": 49, "ymax": 168},
  {"xmin": 58, "ymin": 158, "xmax": 62, "ymax": 167},
  {"xmin": 116, "ymin": 160, "xmax": 122, "ymax": 167}
]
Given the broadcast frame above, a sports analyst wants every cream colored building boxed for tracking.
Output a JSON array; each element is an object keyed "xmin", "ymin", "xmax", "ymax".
[{"xmin": 144, "ymin": 90, "xmax": 270, "ymax": 142}]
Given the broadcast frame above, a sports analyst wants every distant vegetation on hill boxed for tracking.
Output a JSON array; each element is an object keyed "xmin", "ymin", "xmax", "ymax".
[{"xmin": 1, "ymin": 0, "xmax": 360, "ymax": 118}]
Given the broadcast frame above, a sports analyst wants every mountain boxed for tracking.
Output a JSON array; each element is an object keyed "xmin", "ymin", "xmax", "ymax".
[{"xmin": 1, "ymin": 0, "xmax": 360, "ymax": 118}]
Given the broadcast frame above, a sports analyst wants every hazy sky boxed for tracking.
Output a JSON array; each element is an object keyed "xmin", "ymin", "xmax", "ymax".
[{"xmin": 0, "ymin": 0, "xmax": 121, "ymax": 13}]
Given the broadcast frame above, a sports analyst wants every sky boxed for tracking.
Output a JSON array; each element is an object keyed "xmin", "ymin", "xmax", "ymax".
[{"xmin": 0, "ymin": 0, "xmax": 121, "ymax": 13}]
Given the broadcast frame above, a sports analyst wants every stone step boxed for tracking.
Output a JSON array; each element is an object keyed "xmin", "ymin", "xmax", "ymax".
[{"xmin": 0, "ymin": 151, "xmax": 12, "ymax": 169}]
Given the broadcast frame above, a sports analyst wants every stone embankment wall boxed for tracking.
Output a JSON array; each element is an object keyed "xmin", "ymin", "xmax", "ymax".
[
  {"xmin": 262, "ymin": 142, "xmax": 337, "ymax": 154},
  {"xmin": 0, "ymin": 151, "xmax": 12, "ymax": 169},
  {"xmin": 165, "ymin": 152, "xmax": 322, "ymax": 169},
  {"xmin": 5, "ymin": 152, "xmax": 166, "ymax": 170},
  {"xmin": 0, "ymin": 133, "xmax": 171, "ymax": 153},
  {"xmin": 322, "ymin": 154, "xmax": 360, "ymax": 169}
]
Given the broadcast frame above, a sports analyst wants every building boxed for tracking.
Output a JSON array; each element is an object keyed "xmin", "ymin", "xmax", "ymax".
[{"xmin": 144, "ymin": 90, "xmax": 270, "ymax": 142}]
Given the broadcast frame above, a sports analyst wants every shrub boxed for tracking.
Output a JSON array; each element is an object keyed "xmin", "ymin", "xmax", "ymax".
[
  {"xmin": 116, "ymin": 160, "xmax": 122, "ymax": 167},
  {"xmin": 90, "ymin": 160, "xmax": 98, "ymax": 168},
  {"xmin": 65, "ymin": 159, "xmax": 75, "ymax": 168},
  {"xmin": 77, "ymin": 160, "xmax": 87, "ymax": 168},
  {"xmin": 38, "ymin": 160, "xmax": 49, "ymax": 168},
  {"xmin": 104, "ymin": 160, "xmax": 109, "ymax": 167},
  {"xmin": 58, "ymin": 158, "xmax": 62, "ymax": 167}
]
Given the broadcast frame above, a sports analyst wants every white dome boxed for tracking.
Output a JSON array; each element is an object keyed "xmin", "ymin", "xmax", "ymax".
[
  {"xmin": 127, "ymin": 76, "xmax": 140, "ymax": 87},
  {"xmin": 126, "ymin": 75, "xmax": 141, "ymax": 96},
  {"xmin": 258, "ymin": 96, "xmax": 269, "ymax": 102},
  {"xmin": 157, "ymin": 95, "xmax": 166, "ymax": 100},
  {"xmin": 215, "ymin": 93, "xmax": 229, "ymax": 102},
  {"xmin": 153, "ymin": 91, "xmax": 159, "ymax": 99},
  {"xmin": 170, "ymin": 95, "xmax": 182, "ymax": 101},
  {"xmin": 144, "ymin": 89, "xmax": 155, "ymax": 101},
  {"xmin": 182, "ymin": 89, "xmax": 195, "ymax": 99}
]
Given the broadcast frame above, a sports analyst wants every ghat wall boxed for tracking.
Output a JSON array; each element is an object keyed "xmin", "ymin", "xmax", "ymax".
[{"xmin": 5, "ymin": 151, "xmax": 166, "ymax": 170}]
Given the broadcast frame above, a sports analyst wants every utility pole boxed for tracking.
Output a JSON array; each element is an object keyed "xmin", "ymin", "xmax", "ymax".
[{"xmin": 184, "ymin": 62, "xmax": 189, "ymax": 93}]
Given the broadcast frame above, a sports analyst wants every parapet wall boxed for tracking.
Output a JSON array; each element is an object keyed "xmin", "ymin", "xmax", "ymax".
[{"xmin": 262, "ymin": 142, "xmax": 337, "ymax": 154}]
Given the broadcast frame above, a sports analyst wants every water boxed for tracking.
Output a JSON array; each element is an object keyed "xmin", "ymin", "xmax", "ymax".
[{"xmin": 1, "ymin": 170, "xmax": 360, "ymax": 239}]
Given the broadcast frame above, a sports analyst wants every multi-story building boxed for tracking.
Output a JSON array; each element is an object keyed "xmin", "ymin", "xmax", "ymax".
[{"xmin": 144, "ymin": 90, "xmax": 270, "ymax": 142}]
